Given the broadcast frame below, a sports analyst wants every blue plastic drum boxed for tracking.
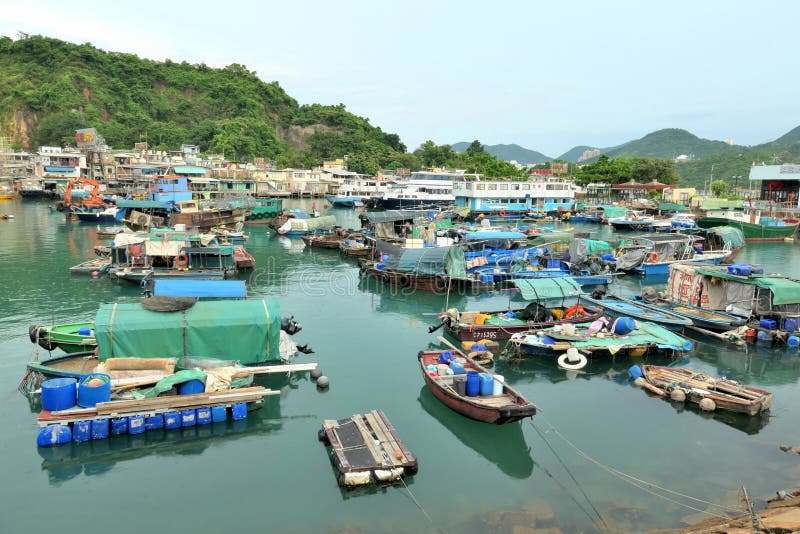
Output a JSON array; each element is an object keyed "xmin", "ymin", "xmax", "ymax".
[{"xmin": 41, "ymin": 378, "xmax": 77, "ymax": 411}]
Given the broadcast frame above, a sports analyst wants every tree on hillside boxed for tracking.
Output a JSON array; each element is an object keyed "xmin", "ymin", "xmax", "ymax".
[
  {"xmin": 466, "ymin": 140, "xmax": 485, "ymax": 156},
  {"xmin": 415, "ymin": 140, "xmax": 454, "ymax": 167},
  {"xmin": 346, "ymin": 153, "xmax": 380, "ymax": 175},
  {"xmin": 630, "ymin": 157, "xmax": 679, "ymax": 185},
  {"xmin": 711, "ymin": 179, "xmax": 729, "ymax": 197}
]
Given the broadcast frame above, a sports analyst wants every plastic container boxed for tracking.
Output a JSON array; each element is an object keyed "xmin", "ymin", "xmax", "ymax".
[
  {"xmin": 628, "ymin": 365, "xmax": 643, "ymax": 380},
  {"xmin": 784, "ymin": 317, "xmax": 799, "ymax": 332},
  {"xmin": 454, "ymin": 375, "xmax": 467, "ymax": 396},
  {"xmin": 612, "ymin": 317, "xmax": 636, "ymax": 335},
  {"xmin": 77, "ymin": 327, "xmax": 92, "ymax": 336},
  {"xmin": 164, "ymin": 411, "xmax": 181, "ymax": 430},
  {"xmin": 41, "ymin": 378, "xmax": 77, "ymax": 411},
  {"xmin": 232, "ymin": 403, "xmax": 248, "ymax": 421},
  {"xmin": 542, "ymin": 336, "xmax": 556, "ymax": 345},
  {"xmin": 470, "ymin": 344, "xmax": 487, "ymax": 352},
  {"xmin": 757, "ymin": 330, "xmax": 773, "ymax": 342},
  {"xmin": 789, "ymin": 336, "xmax": 800, "ymax": 348},
  {"xmin": 111, "ymin": 417, "xmax": 128, "ymax": 435},
  {"xmin": 73, "ymin": 420, "xmax": 91, "ymax": 442},
  {"xmin": 91, "ymin": 419, "xmax": 109, "ymax": 440},
  {"xmin": 479, "ymin": 373, "xmax": 494, "ymax": 396},
  {"xmin": 77, "ymin": 374, "xmax": 111, "ymax": 408},
  {"xmin": 211, "ymin": 406, "xmax": 227, "ymax": 423},
  {"xmin": 181, "ymin": 409, "xmax": 197, "ymax": 427},
  {"xmin": 759, "ymin": 318, "xmax": 777, "ymax": 330},
  {"xmin": 177, "ymin": 379, "xmax": 205, "ymax": 395},
  {"xmin": 128, "ymin": 415, "xmax": 145, "ymax": 435},
  {"xmin": 37, "ymin": 425, "xmax": 72, "ymax": 447},
  {"xmin": 465, "ymin": 371, "xmax": 480, "ymax": 397},
  {"xmin": 438, "ymin": 351, "xmax": 454, "ymax": 364},
  {"xmin": 601, "ymin": 253, "xmax": 615, "ymax": 261},
  {"xmin": 449, "ymin": 360, "xmax": 465, "ymax": 375},
  {"xmin": 196, "ymin": 407, "xmax": 212, "ymax": 425},
  {"xmin": 492, "ymin": 375, "xmax": 505, "ymax": 396},
  {"xmin": 145, "ymin": 415, "xmax": 164, "ymax": 430},
  {"xmin": 745, "ymin": 328, "xmax": 757, "ymax": 339},
  {"xmin": 376, "ymin": 263, "xmax": 385, "ymax": 271}
]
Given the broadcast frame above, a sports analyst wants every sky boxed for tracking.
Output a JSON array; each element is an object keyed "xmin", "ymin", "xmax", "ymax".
[{"xmin": 2, "ymin": 0, "xmax": 799, "ymax": 157}]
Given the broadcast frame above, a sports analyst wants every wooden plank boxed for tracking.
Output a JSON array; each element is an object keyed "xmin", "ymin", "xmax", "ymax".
[
  {"xmin": 350, "ymin": 414, "xmax": 383, "ymax": 466},
  {"xmin": 95, "ymin": 387, "xmax": 272, "ymax": 416},
  {"xmin": 364, "ymin": 412, "xmax": 402, "ymax": 467},
  {"xmin": 232, "ymin": 362, "xmax": 317, "ymax": 378},
  {"xmin": 375, "ymin": 410, "xmax": 416, "ymax": 467}
]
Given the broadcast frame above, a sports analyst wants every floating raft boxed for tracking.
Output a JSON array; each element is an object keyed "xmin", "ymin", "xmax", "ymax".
[{"xmin": 318, "ymin": 410, "xmax": 418, "ymax": 488}]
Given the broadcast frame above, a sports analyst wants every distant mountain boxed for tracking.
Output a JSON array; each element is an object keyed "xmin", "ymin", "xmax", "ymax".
[
  {"xmin": 604, "ymin": 128, "xmax": 741, "ymax": 160},
  {"xmin": 766, "ymin": 125, "xmax": 800, "ymax": 146},
  {"xmin": 451, "ymin": 142, "xmax": 551, "ymax": 164},
  {"xmin": 557, "ymin": 145, "xmax": 602, "ymax": 163}
]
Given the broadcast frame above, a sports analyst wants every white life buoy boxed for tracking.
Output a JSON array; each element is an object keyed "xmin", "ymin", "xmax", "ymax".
[{"xmin": 557, "ymin": 350, "xmax": 588, "ymax": 370}]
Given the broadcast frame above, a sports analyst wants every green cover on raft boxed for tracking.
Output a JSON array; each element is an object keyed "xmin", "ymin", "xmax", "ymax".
[{"xmin": 94, "ymin": 299, "xmax": 282, "ymax": 365}]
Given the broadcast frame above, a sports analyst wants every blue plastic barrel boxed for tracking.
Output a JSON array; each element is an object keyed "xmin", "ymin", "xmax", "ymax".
[
  {"xmin": 449, "ymin": 360, "xmax": 465, "ymax": 375},
  {"xmin": 471, "ymin": 344, "xmax": 487, "ymax": 352},
  {"xmin": 757, "ymin": 330, "xmax": 773, "ymax": 342},
  {"xmin": 682, "ymin": 340, "xmax": 693, "ymax": 351},
  {"xmin": 196, "ymin": 407, "xmax": 212, "ymax": 425},
  {"xmin": 37, "ymin": 425, "xmax": 72, "ymax": 447},
  {"xmin": 628, "ymin": 365, "xmax": 643, "ymax": 380},
  {"xmin": 181, "ymin": 409, "xmax": 197, "ymax": 427},
  {"xmin": 111, "ymin": 417, "xmax": 128, "ymax": 435},
  {"xmin": 177, "ymin": 379, "xmax": 205, "ymax": 395},
  {"xmin": 438, "ymin": 351, "xmax": 453, "ymax": 364},
  {"xmin": 211, "ymin": 406, "xmax": 227, "ymax": 423},
  {"xmin": 759, "ymin": 318, "xmax": 777, "ymax": 330},
  {"xmin": 612, "ymin": 317, "xmax": 636, "ymax": 335},
  {"xmin": 479, "ymin": 373, "xmax": 494, "ymax": 396},
  {"xmin": 73, "ymin": 420, "xmax": 91, "ymax": 442},
  {"xmin": 128, "ymin": 415, "xmax": 145, "ymax": 435},
  {"xmin": 784, "ymin": 317, "xmax": 799, "ymax": 332},
  {"xmin": 145, "ymin": 415, "xmax": 164, "ymax": 430},
  {"xmin": 77, "ymin": 374, "xmax": 111, "ymax": 408},
  {"xmin": 77, "ymin": 327, "xmax": 92, "ymax": 336},
  {"xmin": 41, "ymin": 378, "xmax": 77, "ymax": 411},
  {"xmin": 601, "ymin": 253, "xmax": 615, "ymax": 261},
  {"xmin": 232, "ymin": 403, "xmax": 248, "ymax": 421},
  {"xmin": 789, "ymin": 336, "xmax": 800, "ymax": 348},
  {"xmin": 465, "ymin": 371, "xmax": 480, "ymax": 397},
  {"xmin": 164, "ymin": 411, "xmax": 181, "ymax": 430},
  {"xmin": 91, "ymin": 419, "xmax": 109, "ymax": 440}
]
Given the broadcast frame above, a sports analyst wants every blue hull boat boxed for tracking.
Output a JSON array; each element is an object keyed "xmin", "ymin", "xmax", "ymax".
[
  {"xmin": 633, "ymin": 297, "xmax": 746, "ymax": 332},
  {"xmin": 579, "ymin": 294, "xmax": 692, "ymax": 331}
]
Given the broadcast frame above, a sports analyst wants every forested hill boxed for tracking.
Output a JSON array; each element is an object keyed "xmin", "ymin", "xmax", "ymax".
[
  {"xmin": 0, "ymin": 35, "xmax": 407, "ymax": 170},
  {"xmin": 451, "ymin": 142, "xmax": 551, "ymax": 164}
]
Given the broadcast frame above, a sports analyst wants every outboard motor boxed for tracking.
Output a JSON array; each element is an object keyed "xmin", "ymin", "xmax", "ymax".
[{"xmin": 281, "ymin": 316, "xmax": 302, "ymax": 335}]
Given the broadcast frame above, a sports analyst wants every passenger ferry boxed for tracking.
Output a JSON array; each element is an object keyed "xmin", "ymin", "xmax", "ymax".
[
  {"xmin": 326, "ymin": 174, "xmax": 392, "ymax": 208},
  {"xmin": 376, "ymin": 171, "xmax": 479, "ymax": 210},
  {"xmin": 453, "ymin": 176, "xmax": 577, "ymax": 215}
]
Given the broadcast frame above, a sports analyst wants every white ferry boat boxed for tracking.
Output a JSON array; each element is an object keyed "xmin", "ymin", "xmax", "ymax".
[
  {"xmin": 376, "ymin": 170, "xmax": 479, "ymax": 210},
  {"xmin": 326, "ymin": 174, "xmax": 392, "ymax": 208},
  {"xmin": 453, "ymin": 175, "xmax": 577, "ymax": 215}
]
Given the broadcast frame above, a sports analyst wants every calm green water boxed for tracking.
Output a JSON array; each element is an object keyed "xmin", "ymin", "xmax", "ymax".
[{"xmin": 2, "ymin": 200, "xmax": 800, "ymax": 534}]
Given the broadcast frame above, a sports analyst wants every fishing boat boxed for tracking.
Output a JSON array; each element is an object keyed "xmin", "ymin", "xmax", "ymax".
[
  {"xmin": 434, "ymin": 278, "xmax": 603, "ymax": 341},
  {"xmin": 579, "ymin": 293, "xmax": 692, "ymax": 331},
  {"xmin": 609, "ymin": 210, "xmax": 654, "ymax": 231},
  {"xmin": 72, "ymin": 205, "xmax": 122, "ymax": 223},
  {"xmin": 614, "ymin": 234, "xmax": 732, "ymax": 276},
  {"xmin": 0, "ymin": 181, "xmax": 17, "ymax": 200},
  {"xmin": 29, "ymin": 323, "xmax": 96, "ymax": 354},
  {"xmin": 95, "ymin": 225, "xmax": 127, "ymax": 238},
  {"xmin": 232, "ymin": 246, "xmax": 255, "ymax": 269},
  {"xmin": 633, "ymin": 365, "xmax": 772, "ymax": 416},
  {"xmin": 696, "ymin": 207, "xmax": 799, "ymax": 242},
  {"xmin": 359, "ymin": 243, "xmax": 479, "ymax": 292},
  {"xmin": 244, "ymin": 198, "xmax": 283, "ymax": 224},
  {"xmin": 69, "ymin": 257, "xmax": 111, "ymax": 275},
  {"xmin": 271, "ymin": 214, "xmax": 337, "ymax": 236},
  {"xmin": 508, "ymin": 321, "xmax": 693, "ymax": 359},
  {"xmin": 417, "ymin": 348, "xmax": 536, "ymax": 424},
  {"xmin": 634, "ymin": 292, "xmax": 746, "ymax": 332},
  {"xmin": 301, "ymin": 230, "xmax": 348, "ymax": 249},
  {"xmin": 339, "ymin": 235, "xmax": 374, "ymax": 257}
]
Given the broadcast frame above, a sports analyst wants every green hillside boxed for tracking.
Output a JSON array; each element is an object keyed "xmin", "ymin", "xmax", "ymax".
[
  {"xmin": 0, "ymin": 35, "xmax": 407, "ymax": 171},
  {"xmin": 557, "ymin": 145, "xmax": 600, "ymax": 163},
  {"xmin": 451, "ymin": 142, "xmax": 551, "ymax": 164},
  {"xmin": 606, "ymin": 128, "xmax": 741, "ymax": 160}
]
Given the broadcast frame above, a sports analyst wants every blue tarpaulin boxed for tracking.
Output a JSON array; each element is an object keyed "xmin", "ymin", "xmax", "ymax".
[
  {"xmin": 153, "ymin": 280, "xmax": 247, "ymax": 298},
  {"xmin": 462, "ymin": 231, "xmax": 526, "ymax": 240}
]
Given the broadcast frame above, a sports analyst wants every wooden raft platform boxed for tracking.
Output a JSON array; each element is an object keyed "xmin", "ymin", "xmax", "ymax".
[{"xmin": 318, "ymin": 409, "xmax": 418, "ymax": 488}]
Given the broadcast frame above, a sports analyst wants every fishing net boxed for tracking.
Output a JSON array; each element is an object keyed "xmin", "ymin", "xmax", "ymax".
[{"xmin": 140, "ymin": 296, "xmax": 197, "ymax": 312}]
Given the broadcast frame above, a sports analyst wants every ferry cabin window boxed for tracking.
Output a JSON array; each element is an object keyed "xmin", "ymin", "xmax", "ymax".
[
  {"xmin": 512, "ymin": 184, "xmax": 520, "ymax": 190},
  {"xmin": 476, "ymin": 184, "xmax": 485, "ymax": 190},
  {"xmin": 499, "ymin": 184, "xmax": 508, "ymax": 190},
  {"xmin": 488, "ymin": 184, "xmax": 497, "ymax": 190},
  {"xmin": 521, "ymin": 184, "xmax": 530, "ymax": 190}
]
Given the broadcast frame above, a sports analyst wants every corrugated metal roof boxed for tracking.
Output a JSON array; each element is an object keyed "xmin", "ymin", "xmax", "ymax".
[
  {"xmin": 749, "ymin": 165, "xmax": 800, "ymax": 181},
  {"xmin": 173, "ymin": 166, "xmax": 207, "ymax": 175}
]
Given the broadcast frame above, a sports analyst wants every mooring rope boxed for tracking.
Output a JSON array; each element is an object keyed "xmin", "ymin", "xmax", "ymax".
[
  {"xmin": 398, "ymin": 473, "xmax": 445, "ymax": 533},
  {"xmin": 533, "ymin": 414, "xmax": 741, "ymax": 518}
]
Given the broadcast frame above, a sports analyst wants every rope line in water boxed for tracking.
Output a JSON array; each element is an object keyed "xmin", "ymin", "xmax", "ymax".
[
  {"xmin": 529, "ymin": 419, "xmax": 610, "ymax": 532},
  {"xmin": 398, "ymin": 476, "xmax": 445, "ymax": 534},
  {"xmin": 534, "ymin": 414, "xmax": 742, "ymax": 518}
]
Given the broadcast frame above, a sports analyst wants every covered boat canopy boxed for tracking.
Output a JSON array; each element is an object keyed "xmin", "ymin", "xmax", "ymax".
[
  {"xmin": 152, "ymin": 280, "xmax": 247, "ymax": 298},
  {"xmin": 513, "ymin": 277, "xmax": 582, "ymax": 302},
  {"xmin": 376, "ymin": 241, "xmax": 468, "ymax": 279},
  {"xmin": 569, "ymin": 238, "xmax": 612, "ymax": 265},
  {"xmin": 667, "ymin": 264, "xmax": 800, "ymax": 315},
  {"xmin": 116, "ymin": 199, "xmax": 173, "ymax": 209},
  {"xmin": 94, "ymin": 299, "xmax": 281, "ymax": 365},
  {"xmin": 705, "ymin": 226, "xmax": 745, "ymax": 250}
]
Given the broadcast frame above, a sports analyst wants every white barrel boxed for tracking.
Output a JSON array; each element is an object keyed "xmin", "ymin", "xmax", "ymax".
[
  {"xmin": 492, "ymin": 375, "xmax": 505, "ymax": 396},
  {"xmin": 173, "ymin": 223, "xmax": 187, "ymax": 231}
]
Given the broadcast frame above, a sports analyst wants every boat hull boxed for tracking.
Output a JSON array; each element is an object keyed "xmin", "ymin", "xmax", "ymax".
[
  {"xmin": 326, "ymin": 195, "xmax": 363, "ymax": 208},
  {"xmin": 580, "ymin": 295, "xmax": 691, "ymax": 331},
  {"xmin": 696, "ymin": 217, "xmax": 799, "ymax": 242},
  {"xmin": 445, "ymin": 306, "xmax": 603, "ymax": 341},
  {"xmin": 376, "ymin": 198, "xmax": 453, "ymax": 210},
  {"xmin": 634, "ymin": 253, "xmax": 731, "ymax": 276}
]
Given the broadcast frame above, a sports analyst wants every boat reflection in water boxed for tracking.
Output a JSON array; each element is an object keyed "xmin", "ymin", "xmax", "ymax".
[
  {"xmin": 663, "ymin": 397, "xmax": 771, "ymax": 435},
  {"xmin": 417, "ymin": 387, "xmax": 534, "ymax": 479}
]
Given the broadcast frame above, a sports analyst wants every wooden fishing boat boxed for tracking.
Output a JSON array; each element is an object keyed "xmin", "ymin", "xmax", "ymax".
[
  {"xmin": 26, "ymin": 351, "xmax": 100, "ymax": 379},
  {"xmin": 634, "ymin": 296, "xmax": 746, "ymax": 332},
  {"xmin": 360, "ymin": 260, "xmax": 482, "ymax": 292},
  {"xmin": 232, "ymin": 246, "xmax": 255, "ymax": 269},
  {"xmin": 579, "ymin": 294, "xmax": 692, "ymax": 331},
  {"xmin": 29, "ymin": 323, "xmax": 96, "ymax": 353},
  {"xmin": 301, "ymin": 232, "xmax": 347, "ymax": 249},
  {"xmin": 417, "ymin": 349, "xmax": 536, "ymax": 424},
  {"xmin": 69, "ymin": 257, "xmax": 111, "ymax": 275},
  {"xmin": 339, "ymin": 234, "xmax": 374, "ymax": 257},
  {"xmin": 636, "ymin": 365, "xmax": 772, "ymax": 416}
]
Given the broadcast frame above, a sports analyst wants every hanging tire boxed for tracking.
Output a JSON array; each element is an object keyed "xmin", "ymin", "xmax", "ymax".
[
  {"xmin": 28, "ymin": 325, "xmax": 40, "ymax": 344},
  {"xmin": 37, "ymin": 334, "xmax": 57, "ymax": 352},
  {"xmin": 434, "ymin": 276, "xmax": 448, "ymax": 292},
  {"xmin": 380, "ymin": 273, "xmax": 390, "ymax": 285},
  {"xmin": 318, "ymin": 429, "xmax": 330, "ymax": 445},
  {"xmin": 397, "ymin": 274, "xmax": 411, "ymax": 288}
]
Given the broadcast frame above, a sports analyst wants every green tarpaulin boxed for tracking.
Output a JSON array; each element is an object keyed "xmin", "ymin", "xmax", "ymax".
[
  {"xmin": 706, "ymin": 226, "xmax": 745, "ymax": 249},
  {"xmin": 94, "ymin": 299, "xmax": 282, "ymax": 365},
  {"xmin": 600, "ymin": 206, "xmax": 628, "ymax": 218},
  {"xmin": 377, "ymin": 243, "xmax": 468, "ymax": 279},
  {"xmin": 513, "ymin": 277, "xmax": 582, "ymax": 301}
]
